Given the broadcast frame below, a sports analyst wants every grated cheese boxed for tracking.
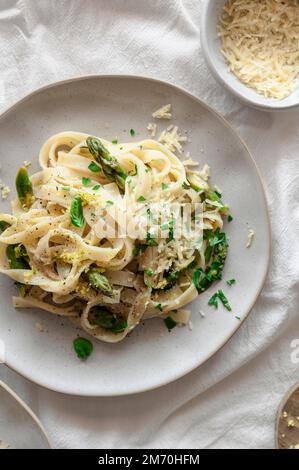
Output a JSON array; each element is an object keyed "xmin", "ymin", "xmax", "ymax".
[
  {"xmin": 219, "ymin": 0, "xmax": 299, "ymax": 100},
  {"xmin": 159, "ymin": 125, "xmax": 187, "ymax": 153},
  {"xmin": 152, "ymin": 104, "xmax": 172, "ymax": 119},
  {"xmin": 246, "ymin": 229, "xmax": 255, "ymax": 248},
  {"xmin": 147, "ymin": 122, "xmax": 157, "ymax": 137},
  {"xmin": 35, "ymin": 322, "xmax": 44, "ymax": 332},
  {"xmin": 0, "ymin": 182, "xmax": 10, "ymax": 200}
]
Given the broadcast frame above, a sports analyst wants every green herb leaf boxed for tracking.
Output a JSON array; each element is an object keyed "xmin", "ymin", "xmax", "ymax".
[
  {"xmin": 73, "ymin": 337, "xmax": 93, "ymax": 360},
  {"xmin": 62, "ymin": 186, "xmax": 70, "ymax": 191},
  {"xmin": 217, "ymin": 290, "xmax": 232, "ymax": 311},
  {"xmin": 137, "ymin": 195, "xmax": 146, "ymax": 202},
  {"xmin": 228, "ymin": 214, "xmax": 233, "ymax": 222},
  {"xmin": 133, "ymin": 244, "xmax": 147, "ymax": 256},
  {"xmin": 167, "ymin": 216, "xmax": 175, "ymax": 243},
  {"xmin": 208, "ymin": 290, "xmax": 232, "ymax": 311},
  {"xmin": 146, "ymin": 232, "xmax": 158, "ymax": 247},
  {"xmin": 70, "ymin": 196, "xmax": 85, "ymax": 228},
  {"xmin": 106, "ymin": 200, "xmax": 114, "ymax": 206},
  {"xmin": 164, "ymin": 316, "xmax": 177, "ymax": 331},
  {"xmin": 227, "ymin": 278, "xmax": 236, "ymax": 286},
  {"xmin": 130, "ymin": 128, "xmax": 135, "ymax": 136},
  {"xmin": 88, "ymin": 162, "xmax": 102, "ymax": 172},
  {"xmin": 145, "ymin": 268, "xmax": 154, "ymax": 276},
  {"xmin": 207, "ymin": 229, "xmax": 227, "ymax": 247},
  {"xmin": 82, "ymin": 177, "xmax": 91, "ymax": 186},
  {"xmin": 208, "ymin": 293, "xmax": 219, "ymax": 309},
  {"xmin": 193, "ymin": 269, "xmax": 203, "ymax": 290},
  {"xmin": 155, "ymin": 303, "xmax": 163, "ymax": 312},
  {"xmin": 161, "ymin": 183, "xmax": 169, "ymax": 190},
  {"xmin": 112, "ymin": 139, "xmax": 118, "ymax": 144},
  {"xmin": 92, "ymin": 185, "xmax": 101, "ymax": 190}
]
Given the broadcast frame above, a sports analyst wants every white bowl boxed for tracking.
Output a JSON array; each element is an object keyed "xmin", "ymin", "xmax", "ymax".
[{"xmin": 200, "ymin": 0, "xmax": 299, "ymax": 111}]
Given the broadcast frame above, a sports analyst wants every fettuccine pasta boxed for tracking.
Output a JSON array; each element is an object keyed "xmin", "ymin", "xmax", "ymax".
[{"xmin": 0, "ymin": 132, "xmax": 229, "ymax": 343}]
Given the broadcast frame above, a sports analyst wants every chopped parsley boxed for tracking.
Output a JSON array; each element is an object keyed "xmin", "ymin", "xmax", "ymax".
[
  {"xmin": 208, "ymin": 290, "xmax": 232, "ymax": 312},
  {"xmin": 208, "ymin": 292, "xmax": 219, "ymax": 309},
  {"xmin": 167, "ymin": 216, "xmax": 175, "ymax": 243},
  {"xmin": 145, "ymin": 268, "xmax": 154, "ymax": 276},
  {"xmin": 192, "ymin": 268, "xmax": 203, "ymax": 290},
  {"xmin": 228, "ymin": 214, "xmax": 233, "ymax": 222},
  {"xmin": 227, "ymin": 278, "xmax": 236, "ymax": 286},
  {"xmin": 106, "ymin": 200, "xmax": 114, "ymax": 206},
  {"xmin": 130, "ymin": 128, "xmax": 136, "ymax": 137},
  {"xmin": 73, "ymin": 337, "xmax": 93, "ymax": 360},
  {"xmin": 92, "ymin": 184, "xmax": 101, "ymax": 190},
  {"xmin": 88, "ymin": 162, "xmax": 101, "ymax": 172},
  {"xmin": 82, "ymin": 177, "xmax": 91, "ymax": 186},
  {"xmin": 137, "ymin": 195, "xmax": 146, "ymax": 202},
  {"xmin": 146, "ymin": 231, "xmax": 158, "ymax": 247},
  {"xmin": 112, "ymin": 139, "xmax": 118, "ymax": 144},
  {"xmin": 155, "ymin": 303, "xmax": 163, "ymax": 312},
  {"xmin": 133, "ymin": 244, "xmax": 147, "ymax": 256},
  {"xmin": 164, "ymin": 316, "xmax": 177, "ymax": 331},
  {"xmin": 206, "ymin": 228, "xmax": 226, "ymax": 247},
  {"xmin": 161, "ymin": 183, "xmax": 169, "ymax": 190},
  {"xmin": 62, "ymin": 186, "xmax": 70, "ymax": 191},
  {"xmin": 235, "ymin": 316, "xmax": 241, "ymax": 321}
]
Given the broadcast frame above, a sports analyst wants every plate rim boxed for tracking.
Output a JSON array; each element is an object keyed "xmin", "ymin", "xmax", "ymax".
[
  {"xmin": 0, "ymin": 74, "xmax": 271, "ymax": 396},
  {"xmin": 0, "ymin": 379, "xmax": 52, "ymax": 448}
]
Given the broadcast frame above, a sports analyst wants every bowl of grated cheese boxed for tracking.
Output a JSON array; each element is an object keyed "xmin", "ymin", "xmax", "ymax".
[{"xmin": 201, "ymin": 0, "xmax": 299, "ymax": 110}]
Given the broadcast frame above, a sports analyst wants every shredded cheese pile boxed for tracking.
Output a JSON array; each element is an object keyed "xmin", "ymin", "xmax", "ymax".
[{"xmin": 219, "ymin": 0, "xmax": 299, "ymax": 100}]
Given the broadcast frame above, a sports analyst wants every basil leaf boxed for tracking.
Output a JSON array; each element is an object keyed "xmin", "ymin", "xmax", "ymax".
[
  {"xmin": 70, "ymin": 196, "xmax": 85, "ymax": 228},
  {"xmin": 73, "ymin": 337, "xmax": 93, "ymax": 360}
]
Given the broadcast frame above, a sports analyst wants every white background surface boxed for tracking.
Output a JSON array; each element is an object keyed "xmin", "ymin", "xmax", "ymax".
[{"xmin": 0, "ymin": 0, "xmax": 298, "ymax": 449}]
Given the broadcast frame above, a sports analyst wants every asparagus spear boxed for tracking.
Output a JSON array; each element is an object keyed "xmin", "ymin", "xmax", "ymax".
[
  {"xmin": 91, "ymin": 306, "xmax": 127, "ymax": 334},
  {"xmin": 86, "ymin": 137, "xmax": 127, "ymax": 191},
  {"xmin": 87, "ymin": 268, "xmax": 113, "ymax": 297},
  {"xmin": 16, "ymin": 167, "xmax": 33, "ymax": 209}
]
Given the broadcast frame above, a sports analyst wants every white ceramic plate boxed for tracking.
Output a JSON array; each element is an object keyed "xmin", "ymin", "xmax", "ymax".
[
  {"xmin": 201, "ymin": 0, "xmax": 299, "ymax": 111},
  {"xmin": 0, "ymin": 75, "xmax": 270, "ymax": 396},
  {"xmin": 0, "ymin": 380, "xmax": 51, "ymax": 449}
]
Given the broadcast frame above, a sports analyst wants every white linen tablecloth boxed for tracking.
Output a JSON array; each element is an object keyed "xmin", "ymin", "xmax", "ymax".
[{"xmin": 0, "ymin": 0, "xmax": 299, "ymax": 449}]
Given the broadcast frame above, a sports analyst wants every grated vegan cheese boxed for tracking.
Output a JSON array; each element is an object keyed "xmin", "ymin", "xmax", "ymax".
[
  {"xmin": 218, "ymin": 0, "xmax": 299, "ymax": 100},
  {"xmin": 246, "ymin": 229, "xmax": 255, "ymax": 248},
  {"xmin": 0, "ymin": 182, "xmax": 11, "ymax": 200},
  {"xmin": 152, "ymin": 104, "xmax": 172, "ymax": 119},
  {"xmin": 158, "ymin": 125, "xmax": 187, "ymax": 153},
  {"xmin": 147, "ymin": 122, "xmax": 157, "ymax": 137}
]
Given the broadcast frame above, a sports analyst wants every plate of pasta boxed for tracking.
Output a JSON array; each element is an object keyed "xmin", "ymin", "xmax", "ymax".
[{"xmin": 0, "ymin": 76, "xmax": 270, "ymax": 396}]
